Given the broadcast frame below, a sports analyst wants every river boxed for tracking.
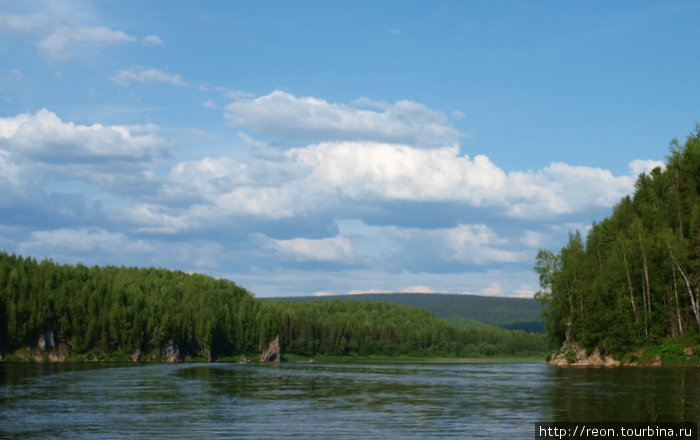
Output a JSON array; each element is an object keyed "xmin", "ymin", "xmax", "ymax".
[{"xmin": 1, "ymin": 361, "xmax": 698, "ymax": 439}]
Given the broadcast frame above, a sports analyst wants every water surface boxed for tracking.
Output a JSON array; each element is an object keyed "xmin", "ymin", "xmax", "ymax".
[{"xmin": 1, "ymin": 361, "xmax": 698, "ymax": 439}]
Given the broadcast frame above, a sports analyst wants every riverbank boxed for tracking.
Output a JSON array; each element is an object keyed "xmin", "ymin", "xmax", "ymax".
[
  {"xmin": 0, "ymin": 349, "xmax": 549, "ymax": 364},
  {"xmin": 547, "ymin": 334, "xmax": 700, "ymax": 367}
]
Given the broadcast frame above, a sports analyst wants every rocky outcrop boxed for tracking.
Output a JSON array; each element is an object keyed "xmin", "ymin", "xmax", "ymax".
[
  {"xmin": 548, "ymin": 341, "xmax": 670, "ymax": 367},
  {"xmin": 260, "ymin": 335, "xmax": 281, "ymax": 362},
  {"xmin": 548, "ymin": 341, "xmax": 620, "ymax": 367},
  {"xmin": 48, "ymin": 343, "xmax": 71, "ymax": 362},
  {"xmin": 25, "ymin": 329, "xmax": 72, "ymax": 362},
  {"xmin": 38, "ymin": 330, "xmax": 55, "ymax": 352},
  {"xmin": 131, "ymin": 349, "xmax": 142, "ymax": 362},
  {"xmin": 159, "ymin": 340, "xmax": 181, "ymax": 363}
]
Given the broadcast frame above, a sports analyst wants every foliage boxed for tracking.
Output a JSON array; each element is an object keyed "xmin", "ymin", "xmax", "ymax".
[
  {"xmin": 276, "ymin": 292, "xmax": 544, "ymax": 331},
  {"xmin": 0, "ymin": 253, "xmax": 551, "ymax": 360},
  {"xmin": 536, "ymin": 127, "xmax": 700, "ymax": 354}
]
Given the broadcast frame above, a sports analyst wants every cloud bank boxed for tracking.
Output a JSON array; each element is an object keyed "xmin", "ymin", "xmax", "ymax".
[{"xmin": 0, "ymin": 91, "xmax": 662, "ymax": 297}]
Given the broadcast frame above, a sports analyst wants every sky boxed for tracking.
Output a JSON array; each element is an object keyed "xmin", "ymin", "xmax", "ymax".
[{"xmin": 0, "ymin": 0, "xmax": 699, "ymax": 298}]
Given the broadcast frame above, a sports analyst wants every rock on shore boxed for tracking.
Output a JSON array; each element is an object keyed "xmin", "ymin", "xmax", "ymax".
[
  {"xmin": 260, "ymin": 335, "xmax": 281, "ymax": 362},
  {"xmin": 548, "ymin": 342, "xmax": 621, "ymax": 367},
  {"xmin": 548, "ymin": 341, "xmax": 665, "ymax": 367}
]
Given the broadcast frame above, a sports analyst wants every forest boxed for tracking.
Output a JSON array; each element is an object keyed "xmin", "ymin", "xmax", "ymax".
[
  {"xmin": 276, "ymin": 292, "xmax": 544, "ymax": 332},
  {"xmin": 535, "ymin": 127, "xmax": 700, "ymax": 357},
  {"xmin": 0, "ymin": 251, "xmax": 549, "ymax": 361}
]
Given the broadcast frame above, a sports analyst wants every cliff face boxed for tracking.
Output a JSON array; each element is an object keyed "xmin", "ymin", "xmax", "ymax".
[
  {"xmin": 12, "ymin": 330, "xmax": 73, "ymax": 362},
  {"xmin": 1, "ymin": 330, "xmax": 211, "ymax": 363}
]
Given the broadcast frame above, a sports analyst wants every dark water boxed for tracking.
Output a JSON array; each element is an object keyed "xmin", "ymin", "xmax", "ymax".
[{"xmin": 0, "ymin": 361, "xmax": 698, "ymax": 439}]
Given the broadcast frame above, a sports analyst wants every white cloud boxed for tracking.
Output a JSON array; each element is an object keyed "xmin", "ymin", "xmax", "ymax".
[
  {"xmin": 348, "ymin": 289, "xmax": 392, "ymax": 295},
  {"xmin": 443, "ymin": 224, "xmax": 523, "ymax": 264},
  {"xmin": 142, "ymin": 34, "xmax": 164, "ymax": 46},
  {"xmin": 18, "ymin": 227, "xmax": 150, "ymax": 256},
  {"xmin": 513, "ymin": 285, "xmax": 537, "ymax": 298},
  {"xmin": 267, "ymin": 235, "xmax": 355, "ymax": 262},
  {"xmin": 401, "ymin": 285, "xmax": 434, "ymax": 293},
  {"xmin": 0, "ymin": 12, "xmax": 52, "ymax": 33},
  {"xmin": 521, "ymin": 230, "xmax": 548, "ymax": 248},
  {"xmin": 312, "ymin": 291, "xmax": 335, "ymax": 297},
  {"xmin": 629, "ymin": 159, "xmax": 665, "ymax": 176},
  {"xmin": 0, "ymin": 109, "xmax": 168, "ymax": 163},
  {"xmin": 286, "ymin": 141, "xmax": 638, "ymax": 218},
  {"xmin": 121, "ymin": 203, "xmax": 191, "ymax": 234},
  {"xmin": 225, "ymin": 91, "xmax": 462, "ymax": 147},
  {"xmin": 37, "ymin": 26, "xmax": 137, "ymax": 61},
  {"xmin": 504, "ymin": 162, "xmax": 635, "ymax": 218},
  {"xmin": 134, "ymin": 138, "xmax": 652, "ymax": 237},
  {"xmin": 289, "ymin": 142, "xmax": 506, "ymax": 204},
  {"xmin": 481, "ymin": 282, "xmax": 503, "ymax": 296},
  {"xmin": 1, "ymin": 6, "xmax": 160, "ymax": 62},
  {"xmin": 14, "ymin": 227, "xmax": 228, "ymax": 271},
  {"xmin": 0, "ymin": 109, "xmax": 169, "ymax": 198},
  {"xmin": 111, "ymin": 68, "xmax": 186, "ymax": 86},
  {"xmin": 227, "ymin": 267, "xmax": 540, "ymax": 298}
]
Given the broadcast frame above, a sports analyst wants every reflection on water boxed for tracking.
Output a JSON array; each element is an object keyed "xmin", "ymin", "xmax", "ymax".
[
  {"xmin": 0, "ymin": 362, "xmax": 698, "ymax": 439},
  {"xmin": 546, "ymin": 366, "xmax": 700, "ymax": 423}
]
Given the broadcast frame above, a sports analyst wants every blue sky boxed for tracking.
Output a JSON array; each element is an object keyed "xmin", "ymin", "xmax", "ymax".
[{"xmin": 1, "ymin": 0, "xmax": 698, "ymax": 297}]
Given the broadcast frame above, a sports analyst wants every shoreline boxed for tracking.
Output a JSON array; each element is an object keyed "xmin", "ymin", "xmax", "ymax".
[
  {"xmin": 546, "ymin": 335, "xmax": 700, "ymax": 368},
  {"xmin": 0, "ymin": 351, "xmax": 549, "ymax": 364}
]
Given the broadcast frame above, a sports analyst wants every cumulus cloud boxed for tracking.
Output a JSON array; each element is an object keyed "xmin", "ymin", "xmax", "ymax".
[
  {"xmin": 374, "ymin": 223, "xmax": 524, "ymax": 266},
  {"xmin": 286, "ymin": 142, "xmax": 636, "ymax": 218},
  {"xmin": 17, "ymin": 228, "xmax": 151, "ymax": 262},
  {"xmin": 0, "ymin": 109, "xmax": 168, "ymax": 163},
  {"xmin": 134, "ymin": 138, "xmax": 649, "ymax": 237},
  {"xmin": 14, "ymin": 227, "xmax": 228, "ymax": 271},
  {"xmin": 0, "ymin": 109, "xmax": 169, "ymax": 197},
  {"xmin": 629, "ymin": 159, "xmax": 665, "ymax": 176},
  {"xmin": 267, "ymin": 235, "xmax": 355, "ymax": 262},
  {"xmin": 0, "ymin": 90, "xmax": 668, "ymax": 298},
  {"xmin": 521, "ymin": 230, "xmax": 548, "ymax": 248},
  {"xmin": 225, "ymin": 91, "xmax": 462, "ymax": 147},
  {"xmin": 442, "ymin": 224, "xmax": 522, "ymax": 264},
  {"xmin": 287, "ymin": 142, "xmax": 508, "ymax": 205},
  {"xmin": 504, "ymin": 162, "xmax": 635, "ymax": 218},
  {"xmin": 111, "ymin": 68, "xmax": 186, "ymax": 86}
]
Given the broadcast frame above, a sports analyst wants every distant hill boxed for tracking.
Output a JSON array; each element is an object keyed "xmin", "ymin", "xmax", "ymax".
[{"xmin": 269, "ymin": 293, "xmax": 544, "ymax": 332}]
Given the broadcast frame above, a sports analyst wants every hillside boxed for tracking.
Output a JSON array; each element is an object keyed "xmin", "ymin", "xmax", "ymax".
[
  {"xmin": 537, "ymin": 128, "xmax": 700, "ymax": 358},
  {"xmin": 0, "ymin": 252, "xmax": 550, "ymax": 361},
  {"xmin": 270, "ymin": 293, "xmax": 544, "ymax": 332}
]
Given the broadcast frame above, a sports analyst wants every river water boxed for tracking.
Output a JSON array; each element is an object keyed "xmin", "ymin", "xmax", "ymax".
[{"xmin": 0, "ymin": 361, "xmax": 698, "ymax": 439}]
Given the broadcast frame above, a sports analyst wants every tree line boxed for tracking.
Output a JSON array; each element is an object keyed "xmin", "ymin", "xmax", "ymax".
[
  {"xmin": 0, "ymin": 251, "xmax": 549, "ymax": 360},
  {"xmin": 535, "ymin": 127, "xmax": 700, "ymax": 355}
]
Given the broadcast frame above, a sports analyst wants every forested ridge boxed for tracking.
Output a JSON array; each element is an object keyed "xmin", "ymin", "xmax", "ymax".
[
  {"xmin": 274, "ymin": 293, "xmax": 544, "ymax": 332},
  {"xmin": 536, "ymin": 127, "xmax": 700, "ymax": 358},
  {"xmin": 0, "ymin": 252, "xmax": 549, "ymax": 361}
]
